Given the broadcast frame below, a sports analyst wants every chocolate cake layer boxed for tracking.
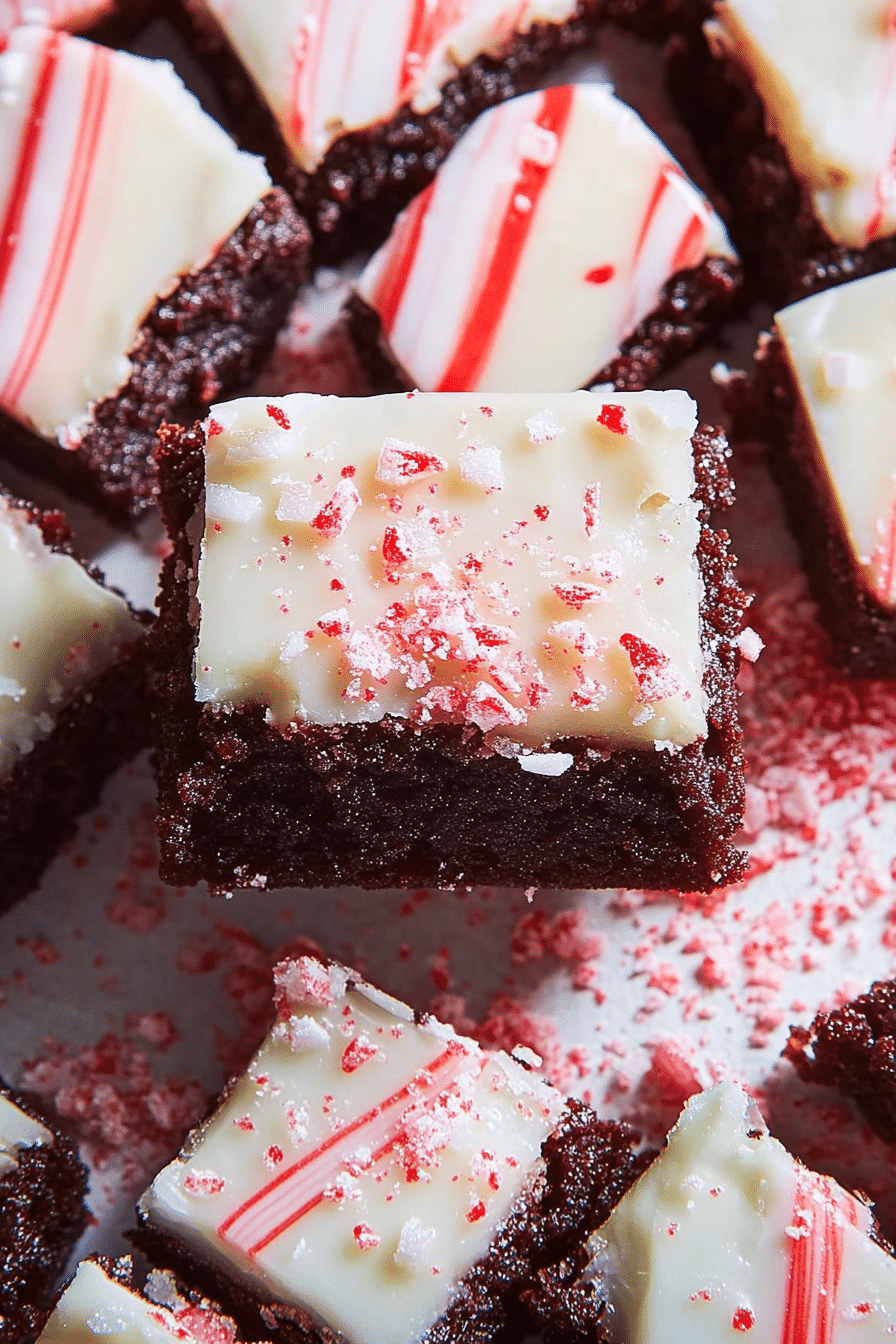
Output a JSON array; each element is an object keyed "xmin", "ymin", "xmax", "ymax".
[
  {"xmin": 0, "ymin": 189, "xmax": 310, "ymax": 528},
  {"xmin": 168, "ymin": 0, "xmax": 604, "ymax": 266},
  {"xmin": 152, "ymin": 411, "xmax": 746, "ymax": 895},
  {"xmin": 0, "ymin": 1080, "xmax": 89, "ymax": 1344}
]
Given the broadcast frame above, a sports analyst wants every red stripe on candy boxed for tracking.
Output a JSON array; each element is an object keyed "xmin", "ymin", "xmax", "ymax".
[
  {"xmin": 0, "ymin": 31, "xmax": 62, "ymax": 306},
  {"xmin": 780, "ymin": 1170, "xmax": 857, "ymax": 1344},
  {"xmin": 217, "ymin": 1041, "xmax": 472, "ymax": 1257},
  {"xmin": 669, "ymin": 211, "xmax": 707, "ymax": 275},
  {"xmin": 3, "ymin": 41, "xmax": 112, "ymax": 409},
  {"xmin": 371, "ymin": 183, "xmax": 434, "ymax": 332},
  {"xmin": 435, "ymin": 83, "xmax": 575, "ymax": 392}
]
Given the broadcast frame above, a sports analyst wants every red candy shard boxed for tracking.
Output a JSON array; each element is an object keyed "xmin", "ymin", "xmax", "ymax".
[
  {"xmin": 597, "ymin": 403, "xmax": 630, "ymax": 436},
  {"xmin": 619, "ymin": 632, "xmax": 687, "ymax": 704},
  {"xmin": 207, "ymin": 419, "xmax": 224, "ymax": 437},
  {"xmin": 317, "ymin": 609, "xmax": 352, "ymax": 638},
  {"xmin": 354, "ymin": 1223, "xmax": 381, "ymax": 1251},
  {"xmin": 376, "ymin": 437, "xmax": 447, "ymax": 484},
  {"xmin": 266, "ymin": 404, "xmax": 291, "ymax": 431},
  {"xmin": 382, "ymin": 524, "xmax": 412, "ymax": 565},
  {"xmin": 585, "ymin": 264, "xmax": 615, "ymax": 284},
  {"xmin": 583, "ymin": 482, "xmax": 601, "ymax": 538},
  {"xmin": 466, "ymin": 1199, "xmax": 487, "ymax": 1223},
  {"xmin": 310, "ymin": 478, "xmax": 362, "ymax": 538},
  {"xmin": 341, "ymin": 1033, "xmax": 377, "ymax": 1073},
  {"xmin": 732, "ymin": 1309, "xmax": 755, "ymax": 1332},
  {"xmin": 553, "ymin": 583, "xmax": 602, "ymax": 610}
]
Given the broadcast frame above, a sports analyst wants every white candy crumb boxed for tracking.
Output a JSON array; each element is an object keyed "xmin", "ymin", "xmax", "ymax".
[
  {"xmin": 459, "ymin": 439, "xmax": 504, "ymax": 491},
  {"xmin": 274, "ymin": 1013, "xmax": 330, "ymax": 1051},
  {"xmin": 511, "ymin": 1044, "xmax": 543, "ymax": 1069},
  {"xmin": 737, "ymin": 627, "xmax": 764, "ymax": 663},
  {"xmin": 525, "ymin": 411, "xmax": 564, "ymax": 444},
  {"xmin": 144, "ymin": 1271, "xmax": 179, "ymax": 1309},
  {"xmin": 632, "ymin": 706, "xmax": 655, "ymax": 727},
  {"xmin": 518, "ymin": 752, "xmax": 574, "ymax": 776},
  {"xmin": 394, "ymin": 1217, "xmax": 437, "ymax": 1270},
  {"xmin": 654, "ymin": 739, "xmax": 681, "ymax": 755},
  {"xmin": 205, "ymin": 483, "xmax": 262, "ymax": 523}
]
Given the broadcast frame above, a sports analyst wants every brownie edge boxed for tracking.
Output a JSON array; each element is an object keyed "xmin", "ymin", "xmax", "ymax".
[{"xmin": 151, "ymin": 415, "xmax": 747, "ymax": 896}]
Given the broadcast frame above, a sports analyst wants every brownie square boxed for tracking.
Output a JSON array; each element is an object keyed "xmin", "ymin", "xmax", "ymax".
[
  {"xmin": 348, "ymin": 82, "xmax": 741, "ymax": 397},
  {"xmin": 152, "ymin": 390, "xmax": 746, "ymax": 894},
  {"xmin": 0, "ymin": 27, "xmax": 311, "ymax": 527},
  {"xmin": 666, "ymin": 7, "xmax": 896, "ymax": 306},
  {"xmin": 133, "ymin": 955, "xmax": 648, "ymax": 1344},
  {"xmin": 730, "ymin": 270, "xmax": 896, "ymax": 677},
  {"xmin": 0, "ymin": 1079, "xmax": 89, "ymax": 1344},
  {"xmin": 0, "ymin": 489, "xmax": 152, "ymax": 912},
  {"xmin": 166, "ymin": 0, "xmax": 606, "ymax": 265}
]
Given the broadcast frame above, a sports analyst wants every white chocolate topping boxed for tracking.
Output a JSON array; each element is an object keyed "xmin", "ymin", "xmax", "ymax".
[
  {"xmin": 774, "ymin": 268, "xmax": 896, "ymax": 607},
  {"xmin": 0, "ymin": 1091, "xmax": 51, "ymax": 1177},
  {"xmin": 707, "ymin": 1, "xmax": 896, "ymax": 248},
  {"xmin": 589, "ymin": 1081, "xmax": 896, "ymax": 1344},
  {"xmin": 37, "ymin": 1261, "xmax": 241, "ymax": 1344},
  {"xmin": 193, "ymin": 0, "xmax": 580, "ymax": 173},
  {"xmin": 141, "ymin": 957, "xmax": 564, "ymax": 1344},
  {"xmin": 195, "ymin": 389, "xmax": 708, "ymax": 751},
  {"xmin": 0, "ymin": 3, "xmax": 114, "ymax": 47},
  {"xmin": 0, "ymin": 26, "xmax": 270, "ymax": 444},
  {"xmin": 357, "ymin": 84, "xmax": 735, "ymax": 394},
  {"xmin": 0, "ymin": 496, "xmax": 143, "ymax": 778}
]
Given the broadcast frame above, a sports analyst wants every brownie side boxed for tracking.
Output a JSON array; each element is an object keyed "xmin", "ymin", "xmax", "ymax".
[
  {"xmin": 601, "ymin": 0, "xmax": 714, "ymax": 40},
  {"xmin": 785, "ymin": 981, "xmax": 896, "ymax": 1146},
  {"xmin": 734, "ymin": 334, "xmax": 896, "ymax": 676},
  {"xmin": 0, "ymin": 492, "xmax": 153, "ymax": 913},
  {"xmin": 131, "ymin": 1103, "xmax": 647, "ymax": 1344},
  {"xmin": 0, "ymin": 188, "xmax": 310, "ymax": 528},
  {"xmin": 0, "ymin": 1079, "xmax": 90, "ymax": 1344},
  {"xmin": 168, "ymin": 0, "xmax": 603, "ymax": 265},
  {"xmin": 346, "ymin": 255, "xmax": 743, "ymax": 396},
  {"xmin": 665, "ymin": 29, "xmax": 896, "ymax": 307},
  {"xmin": 151, "ymin": 420, "xmax": 746, "ymax": 895}
]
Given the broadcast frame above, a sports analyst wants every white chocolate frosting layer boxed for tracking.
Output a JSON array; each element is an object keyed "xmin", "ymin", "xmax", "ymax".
[
  {"xmin": 193, "ymin": 0, "xmax": 580, "ymax": 172},
  {"xmin": 0, "ymin": 1090, "xmax": 50, "ymax": 1177},
  {"xmin": 195, "ymin": 390, "xmax": 708, "ymax": 751},
  {"xmin": 141, "ymin": 957, "xmax": 564, "ymax": 1344},
  {"xmin": 0, "ymin": 3, "xmax": 115, "ymax": 48},
  {"xmin": 774, "ymin": 268, "xmax": 896, "ymax": 607},
  {"xmin": 38, "ymin": 1261, "xmax": 242, "ymax": 1344},
  {"xmin": 589, "ymin": 1082, "xmax": 896, "ymax": 1344},
  {"xmin": 707, "ymin": 1, "xmax": 896, "ymax": 248},
  {"xmin": 0, "ymin": 26, "xmax": 270, "ymax": 444},
  {"xmin": 356, "ymin": 84, "xmax": 735, "ymax": 394},
  {"xmin": 0, "ymin": 496, "xmax": 143, "ymax": 778}
]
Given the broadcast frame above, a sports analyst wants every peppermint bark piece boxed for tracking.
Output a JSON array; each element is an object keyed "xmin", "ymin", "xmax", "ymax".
[
  {"xmin": 585, "ymin": 1082, "xmax": 896, "ymax": 1344},
  {"xmin": 667, "ymin": 0, "xmax": 896, "ymax": 304},
  {"xmin": 350, "ymin": 83, "xmax": 740, "ymax": 395},
  {"xmin": 0, "ymin": 27, "xmax": 310, "ymax": 525},
  {"xmin": 735, "ymin": 268, "xmax": 896, "ymax": 675},
  {"xmin": 153, "ymin": 389, "xmax": 746, "ymax": 893},
  {"xmin": 37, "ymin": 1258, "xmax": 256, "ymax": 1344},
  {"xmin": 136, "ymin": 955, "xmax": 645, "ymax": 1344},
  {"xmin": 0, "ymin": 488, "xmax": 150, "ymax": 910},
  {"xmin": 0, "ymin": 1080, "xmax": 89, "ymax": 1344},
  {"xmin": 166, "ymin": 0, "xmax": 605, "ymax": 263}
]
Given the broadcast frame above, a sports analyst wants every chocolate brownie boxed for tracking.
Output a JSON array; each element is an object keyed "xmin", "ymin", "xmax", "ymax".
[
  {"xmin": 666, "ymin": 4, "xmax": 896, "ymax": 306},
  {"xmin": 349, "ymin": 82, "xmax": 741, "ymax": 396},
  {"xmin": 166, "ymin": 0, "xmax": 606, "ymax": 265},
  {"xmin": 0, "ymin": 27, "xmax": 310, "ymax": 527},
  {"xmin": 729, "ymin": 271, "xmax": 896, "ymax": 677},
  {"xmin": 0, "ymin": 1079, "xmax": 89, "ymax": 1344},
  {"xmin": 152, "ymin": 390, "xmax": 747, "ymax": 894},
  {"xmin": 133, "ymin": 955, "xmax": 647, "ymax": 1344},
  {"xmin": 0, "ymin": 489, "xmax": 152, "ymax": 912},
  {"xmin": 786, "ymin": 980, "xmax": 896, "ymax": 1147}
]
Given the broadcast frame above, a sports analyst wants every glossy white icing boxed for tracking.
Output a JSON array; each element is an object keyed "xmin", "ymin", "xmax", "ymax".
[
  {"xmin": 0, "ymin": 496, "xmax": 143, "ymax": 778},
  {"xmin": 707, "ymin": 0, "xmax": 896, "ymax": 248},
  {"xmin": 0, "ymin": 1090, "xmax": 50, "ymax": 1177},
  {"xmin": 192, "ymin": 0, "xmax": 581, "ymax": 172},
  {"xmin": 588, "ymin": 1082, "xmax": 896, "ymax": 1344},
  {"xmin": 0, "ymin": 26, "xmax": 270, "ymax": 444},
  {"xmin": 194, "ymin": 389, "xmax": 708, "ymax": 751},
  {"xmin": 774, "ymin": 268, "xmax": 896, "ymax": 607},
  {"xmin": 37, "ymin": 1260, "xmax": 242, "ymax": 1344},
  {"xmin": 356, "ymin": 83, "xmax": 735, "ymax": 394},
  {"xmin": 0, "ymin": 2, "xmax": 114, "ymax": 48},
  {"xmin": 141, "ymin": 957, "xmax": 564, "ymax": 1344}
]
